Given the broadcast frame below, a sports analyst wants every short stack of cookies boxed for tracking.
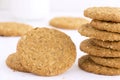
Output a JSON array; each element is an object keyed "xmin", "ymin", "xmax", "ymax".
[
  {"xmin": 6, "ymin": 27, "xmax": 76, "ymax": 76},
  {"xmin": 78, "ymin": 7, "xmax": 120, "ymax": 75}
]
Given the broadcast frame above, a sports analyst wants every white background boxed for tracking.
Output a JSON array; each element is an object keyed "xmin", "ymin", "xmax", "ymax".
[
  {"xmin": 0, "ymin": 0, "xmax": 120, "ymax": 19},
  {"xmin": 50, "ymin": 0, "xmax": 120, "ymax": 12},
  {"xmin": 0, "ymin": 0, "xmax": 120, "ymax": 12},
  {"xmin": 0, "ymin": 0, "xmax": 120, "ymax": 80}
]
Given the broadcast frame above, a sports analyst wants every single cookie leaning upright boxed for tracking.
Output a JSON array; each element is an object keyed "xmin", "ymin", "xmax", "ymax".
[
  {"xmin": 80, "ymin": 39, "xmax": 120, "ymax": 57},
  {"xmin": 84, "ymin": 7, "xmax": 120, "ymax": 22},
  {"xmin": 90, "ymin": 20, "xmax": 120, "ymax": 33},
  {"xmin": 78, "ymin": 24, "xmax": 120, "ymax": 41},
  {"xmin": 49, "ymin": 17, "xmax": 89, "ymax": 29},
  {"xmin": 91, "ymin": 38, "xmax": 120, "ymax": 51},
  {"xmin": 78, "ymin": 55, "xmax": 120, "ymax": 75},
  {"xmin": 90, "ymin": 56, "xmax": 120, "ymax": 69},
  {"xmin": 0, "ymin": 22, "xmax": 33, "ymax": 36},
  {"xmin": 6, "ymin": 53, "xmax": 28, "ymax": 72},
  {"xmin": 17, "ymin": 28, "xmax": 76, "ymax": 76}
]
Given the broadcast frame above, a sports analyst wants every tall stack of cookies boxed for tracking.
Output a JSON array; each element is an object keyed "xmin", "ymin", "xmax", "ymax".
[{"xmin": 78, "ymin": 7, "xmax": 120, "ymax": 75}]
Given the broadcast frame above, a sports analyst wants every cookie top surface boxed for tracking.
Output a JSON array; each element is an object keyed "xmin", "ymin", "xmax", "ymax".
[
  {"xmin": 90, "ymin": 56, "xmax": 120, "ymax": 69},
  {"xmin": 90, "ymin": 20, "xmax": 120, "ymax": 33},
  {"xmin": 6, "ymin": 53, "xmax": 28, "ymax": 72},
  {"xmin": 78, "ymin": 55, "xmax": 120, "ymax": 75},
  {"xmin": 91, "ymin": 38, "xmax": 120, "ymax": 51},
  {"xmin": 17, "ymin": 27, "xmax": 76, "ymax": 76},
  {"xmin": 84, "ymin": 7, "xmax": 120, "ymax": 22},
  {"xmin": 80, "ymin": 39, "xmax": 120, "ymax": 57},
  {"xmin": 49, "ymin": 17, "xmax": 89, "ymax": 30},
  {"xmin": 0, "ymin": 22, "xmax": 33, "ymax": 36},
  {"xmin": 78, "ymin": 24, "xmax": 120, "ymax": 41}
]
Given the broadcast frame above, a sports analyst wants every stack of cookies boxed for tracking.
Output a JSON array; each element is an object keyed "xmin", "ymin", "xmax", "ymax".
[
  {"xmin": 6, "ymin": 28, "xmax": 76, "ymax": 76},
  {"xmin": 78, "ymin": 7, "xmax": 120, "ymax": 75}
]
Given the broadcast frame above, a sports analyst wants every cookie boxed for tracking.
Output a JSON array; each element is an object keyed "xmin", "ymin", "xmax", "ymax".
[
  {"xmin": 91, "ymin": 38, "xmax": 120, "ymax": 51},
  {"xmin": 80, "ymin": 39, "xmax": 120, "ymax": 57},
  {"xmin": 17, "ymin": 28, "xmax": 76, "ymax": 76},
  {"xmin": 6, "ymin": 53, "xmax": 28, "ymax": 72},
  {"xmin": 84, "ymin": 7, "xmax": 120, "ymax": 22},
  {"xmin": 78, "ymin": 55, "xmax": 120, "ymax": 75},
  {"xmin": 0, "ymin": 22, "xmax": 33, "ymax": 36},
  {"xmin": 49, "ymin": 17, "xmax": 89, "ymax": 29},
  {"xmin": 90, "ymin": 20, "xmax": 120, "ymax": 33},
  {"xmin": 78, "ymin": 24, "xmax": 120, "ymax": 41},
  {"xmin": 90, "ymin": 56, "xmax": 120, "ymax": 69}
]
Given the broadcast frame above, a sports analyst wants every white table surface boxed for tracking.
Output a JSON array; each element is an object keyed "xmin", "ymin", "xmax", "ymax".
[{"xmin": 0, "ymin": 11, "xmax": 120, "ymax": 80}]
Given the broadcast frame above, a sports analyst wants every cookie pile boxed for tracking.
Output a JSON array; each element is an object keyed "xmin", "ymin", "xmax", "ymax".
[
  {"xmin": 78, "ymin": 7, "xmax": 120, "ymax": 75},
  {"xmin": 6, "ymin": 28, "xmax": 76, "ymax": 76}
]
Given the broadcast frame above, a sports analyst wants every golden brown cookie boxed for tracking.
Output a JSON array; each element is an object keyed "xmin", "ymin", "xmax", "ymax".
[
  {"xmin": 90, "ymin": 20, "xmax": 120, "ymax": 33},
  {"xmin": 0, "ymin": 22, "xmax": 33, "ymax": 36},
  {"xmin": 90, "ymin": 56, "xmax": 120, "ymax": 69},
  {"xmin": 6, "ymin": 53, "xmax": 28, "ymax": 72},
  {"xmin": 91, "ymin": 38, "xmax": 120, "ymax": 51},
  {"xmin": 80, "ymin": 39, "xmax": 120, "ymax": 57},
  {"xmin": 49, "ymin": 17, "xmax": 89, "ymax": 29},
  {"xmin": 78, "ymin": 24, "xmax": 120, "ymax": 41},
  {"xmin": 17, "ymin": 28, "xmax": 76, "ymax": 76},
  {"xmin": 78, "ymin": 55, "xmax": 120, "ymax": 75},
  {"xmin": 84, "ymin": 7, "xmax": 120, "ymax": 22}
]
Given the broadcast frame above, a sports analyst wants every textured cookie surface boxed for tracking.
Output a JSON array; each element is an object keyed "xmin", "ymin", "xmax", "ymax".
[
  {"xmin": 78, "ymin": 55, "xmax": 120, "ymax": 75},
  {"xmin": 6, "ymin": 53, "xmax": 28, "ymax": 72},
  {"xmin": 80, "ymin": 39, "xmax": 120, "ymax": 57},
  {"xmin": 91, "ymin": 38, "xmax": 120, "ymax": 51},
  {"xmin": 0, "ymin": 22, "xmax": 33, "ymax": 36},
  {"xmin": 49, "ymin": 17, "xmax": 89, "ymax": 29},
  {"xmin": 78, "ymin": 24, "xmax": 120, "ymax": 41},
  {"xmin": 17, "ymin": 28, "xmax": 76, "ymax": 76},
  {"xmin": 90, "ymin": 56, "xmax": 120, "ymax": 69},
  {"xmin": 90, "ymin": 20, "xmax": 120, "ymax": 33},
  {"xmin": 84, "ymin": 7, "xmax": 120, "ymax": 22}
]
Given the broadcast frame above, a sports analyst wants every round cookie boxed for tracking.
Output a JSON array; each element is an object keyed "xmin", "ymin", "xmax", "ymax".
[
  {"xmin": 84, "ymin": 7, "xmax": 120, "ymax": 22},
  {"xmin": 17, "ymin": 28, "xmax": 76, "ymax": 76},
  {"xmin": 49, "ymin": 17, "xmax": 89, "ymax": 29},
  {"xmin": 80, "ymin": 39, "xmax": 120, "ymax": 57},
  {"xmin": 6, "ymin": 53, "xmax": 28, "ymax": 72},
  {"xmin": 90, "ymin": 20, "xmax": 120, "ymax": 33},
  {"xmin": 78, "ymin": 55, "xmax": 120, "ymax": 75},
  {"xmin": 91, "ymin": 38, "xmax": 120, "ymax": 51},
  {"xmin": 0, "ymin": 22, "xmax": 33, "ymax": 36},
  {"xmin": 78, "ymin": 24, "xmax": 120, "ymax": 41},
  {"xmin": 90, "ymin": 56, "xmax": 120, "ymax": 69}
]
